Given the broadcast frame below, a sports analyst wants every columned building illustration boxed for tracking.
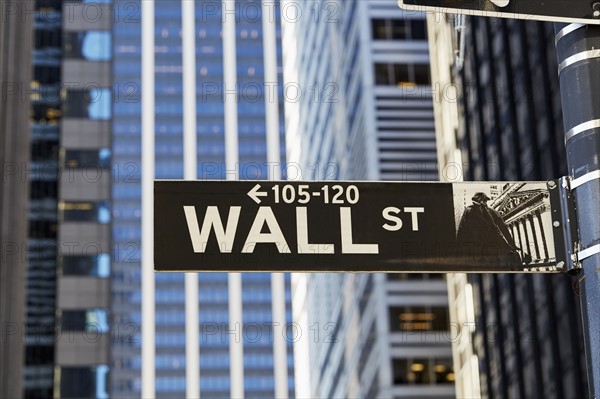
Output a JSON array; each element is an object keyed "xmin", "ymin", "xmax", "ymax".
[{"xmin": 491, "ymin": 184, "xmax": 555, "ymax": 266}]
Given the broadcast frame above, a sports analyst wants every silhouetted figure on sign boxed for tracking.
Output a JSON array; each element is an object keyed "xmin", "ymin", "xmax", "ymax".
[{"xmin": 457, "ymin": 192, "xmax": 526, "ymax": 266}]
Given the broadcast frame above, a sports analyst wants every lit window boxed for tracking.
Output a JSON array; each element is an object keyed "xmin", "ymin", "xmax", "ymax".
[
  {"xmin": 392, "ymin": 358, "xmax": 454, "ymax": 385},
  {"xmin": 60, "ymin": 201, "xmax": 111, "ymax": 223},
  {"xmin": 389, "ymin": 306, "xmax": 449, "ymax": 331}
]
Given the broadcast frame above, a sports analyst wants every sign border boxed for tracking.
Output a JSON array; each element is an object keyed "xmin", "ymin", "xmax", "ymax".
[
  {"xmin": 398, "ymin": 0, "xmax": 600, "ymax": 25},
  {"xmin": 154, "ymin": 179, "xmax": 566, "ymax": 274}
]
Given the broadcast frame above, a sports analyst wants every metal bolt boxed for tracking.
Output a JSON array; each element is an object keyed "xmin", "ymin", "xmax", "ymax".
[
  {"xmin": 594, "ymin": 2, "xmax": 600, "ymax": 18},
  {"xmin": 547, "ymin": 180, "xmax": 557, "ymax": 189},
  {"xmin": 556, "ymin": 261, "xmax": 565, "ymax": 271},
  {"xmin": 553, "ymin": 221, "xmax": 561, "ymax": 227}
]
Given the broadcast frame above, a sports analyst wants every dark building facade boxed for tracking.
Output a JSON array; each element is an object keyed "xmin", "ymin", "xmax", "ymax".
[
  {"xmin": 458, "ymin": 18, "xmax": 588, "ymax": 399},
  {"xmin": 25, "ymin": 1, "xmax": 61, "ymax": 397}
]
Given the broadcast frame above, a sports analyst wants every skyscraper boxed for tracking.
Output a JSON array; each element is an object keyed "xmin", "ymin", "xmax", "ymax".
[
  {"xmin": 282, "ymin": 1, "xmax": 454, "ymax": 397},
  {"xmin": 428, "ymin": 15, "xmax": 588, "ymax": 399},
  {"xmin": 111, "ymin": 1, "xmax": 294, "ymax": 397},
  {"xmin": 21, "ymin": 0, "xmax": 113, "ymax": 398}
]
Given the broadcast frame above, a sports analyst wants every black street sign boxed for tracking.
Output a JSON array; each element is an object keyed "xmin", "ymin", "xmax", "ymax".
[
  {"xmin": 398, "ymin": 0, "xmax": 600, "ymax": 25},
  {"xmin": 155, "ymin": 180, "xmax": 566, "ymax": 273}
]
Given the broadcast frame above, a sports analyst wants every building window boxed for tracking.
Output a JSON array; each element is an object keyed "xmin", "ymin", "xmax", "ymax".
[
  {"xmin": 63, "ymin": 88, "xmax": 112, "ymax": 120},
  {"xmin": 61, "ymin": 254, "xmax": 110, "ymax": 277},
  {"xmin": 374, "ymin": 63, "xmax": 431, "ymax": 87},
  {"xmin": 375, "ymin": 63, "xmax": 392, "ymax": 85},
  {"xmin": 34, "ymin": 65, "xmax": 61, "ymax": 85},
  {"xmin": 392, "ymin": 357, "xmax": 454, "ymax": 385},
  {"xmin": 64, "ymin": 31, "xmax": 112, "ymax": 61},
  {"xmin": 61, "ymin": 309, "xmax": 109, "ymax": 333},
  {"xmin": 59, "ymin": 365, "xmax": 109, "ymax": 399},
  {"xmin": 63, "ymin": 148, "xmax": 111, "ymax": 169},
  {"xmin": 36, "ymin": 27, "xmax": 62, "ymax": 49},
  {"xmin": 31, "ymin": 140, "xmax": 59, "ymax": 162},
  {"xmin": 60, "ymin": 201, "xmax": 111, "ymax": 223},
  {"xmin": 413, "ymin": 64, "xmax": 431, "ymax": 86},
  {"xmin": 372, "ymin": 19, "xmax": 427, "ymax": 41},
  {"xmin": 389, "ymin": 306, "xmax": 449, "ymax": 331}
]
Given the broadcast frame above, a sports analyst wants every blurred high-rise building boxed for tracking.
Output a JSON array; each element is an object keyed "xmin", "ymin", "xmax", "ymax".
[
  {"xmin": 111, "ymin": 1, "xmax": 294, "ymax": 397},
  {"xmin": 22, "ymin": 0, "xmax": 113, "ymax": 398},
  {"xmin": 428, "ymin": 15, "xmax": 588, "ymax": 399},
  {"xmin": 282, "ymin": 1, "xmax": 454, "ymax": 398}
]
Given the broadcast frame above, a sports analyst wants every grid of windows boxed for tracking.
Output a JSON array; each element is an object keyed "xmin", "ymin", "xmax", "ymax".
[
  {"xmin": 25, "ymin": 2, "xmax": 62, "ymax": 397},
  {"xmin": 111, "ymin": 1, "xmax": 293, "ymax": 397},
  {"xmin": 288, "ymin": 1, "xmax": 446, "ymax": 397},
  {"xmin": 374, "ymin": 63, "xmax": 431, "ymax": 86}
]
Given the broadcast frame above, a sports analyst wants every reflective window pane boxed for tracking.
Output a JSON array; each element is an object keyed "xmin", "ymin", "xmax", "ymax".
[
  {"xmin": 63, "ymin": 89, "xmax": 112, "ymax": 120},
  {"xmin": 64, "ymin": 148, "xmax": 112, "ymax": 169},
  {"xmin": 62, "ymin": 254, "xmax": 110, "ymax": 277},
  {"xmin": 60, "ymin": 365, "xmax": 109, "ymax": 399},
  {"xmin": 414, "ymin": 64, "xmax": 431, "ymax": 85},
  {"xmin": 64, "ymin": 31, "xmax": 112, "ymax": 61},
  {"xmin": 62, "ymin": 309, "xmax": 109, "ymax": 333}
]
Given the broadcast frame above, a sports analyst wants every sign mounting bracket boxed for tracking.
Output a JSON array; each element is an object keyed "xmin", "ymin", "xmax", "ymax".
[{"xmin": 548, "ymin": 177, "xmax": 581, "ymax": 274}]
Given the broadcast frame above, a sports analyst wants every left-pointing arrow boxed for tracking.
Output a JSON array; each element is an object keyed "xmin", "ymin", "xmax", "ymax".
[{"xmin": 247, "ymin": 183, "xmax": 268, "ymax": 204}]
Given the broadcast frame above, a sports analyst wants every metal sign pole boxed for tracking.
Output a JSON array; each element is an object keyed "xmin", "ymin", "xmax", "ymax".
[{"xmin": 554, "ymin": 23, "xmax": 600, "ymax": 398}]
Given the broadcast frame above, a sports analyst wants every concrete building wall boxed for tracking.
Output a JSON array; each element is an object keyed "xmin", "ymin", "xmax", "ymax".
[
  {"xmin": 0, "ymin": 1, "xmax": 34, "ymax": 397},
  {"xmin": 54, "ymin": 1, "xmax": 113, "ymax": 396},
  {"xmin": 426, "ymin": 14, "xmax": 482, "ymax": 398}
]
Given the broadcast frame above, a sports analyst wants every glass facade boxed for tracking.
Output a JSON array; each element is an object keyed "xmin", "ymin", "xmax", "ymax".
[
  {"xmin": 282, "ymin": 1, "xmax": 452, "ymax": 397},
  {"xmin": 111, "ymin": 1, "xmax": 293, "ymax": 397}
]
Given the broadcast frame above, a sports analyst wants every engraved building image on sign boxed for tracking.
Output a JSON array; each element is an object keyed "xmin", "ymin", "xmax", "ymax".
[{"xmin": 454, "ymin": 182, "xmax": 555, "ymax": 269}]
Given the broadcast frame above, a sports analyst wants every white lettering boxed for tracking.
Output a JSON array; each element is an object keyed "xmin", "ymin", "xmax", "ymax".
[
  {"xmin": 404, "ymin": 207, "xmax": 425, "ymax": 231},
  {"xmin": 183, "ymin": 206, "xmax": 241, "ymax": 253},
  {"xmin": 243, "ymin": 207, "xmax": 291, "ymax": 253},
  {"xmin": 340, "ymin": 207, "xmax": 379, "ymax": 254},
  {"xmin": 382, "ymin": 207, "xmax": 403, "ymax": 231}
]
